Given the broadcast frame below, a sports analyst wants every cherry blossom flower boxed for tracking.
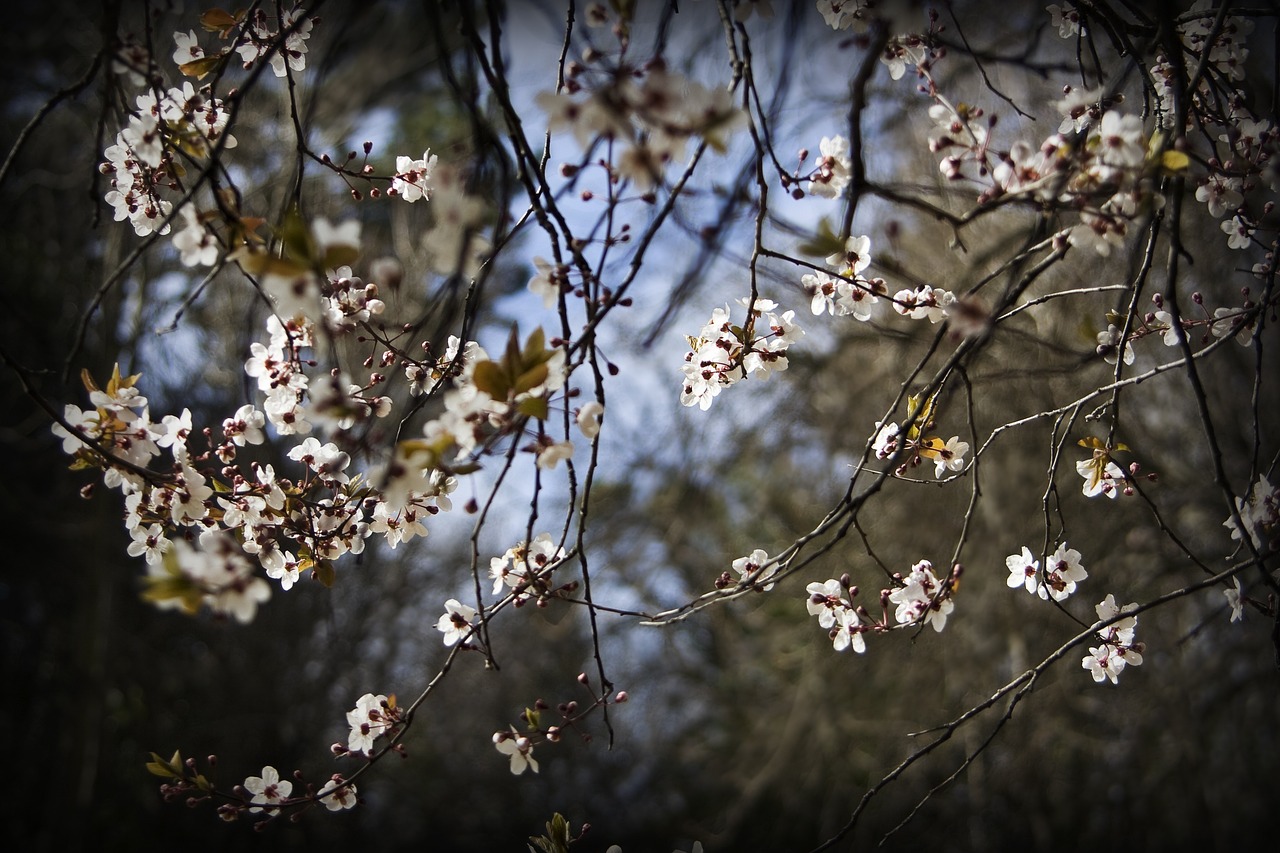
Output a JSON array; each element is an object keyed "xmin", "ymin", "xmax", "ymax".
[
  {"xmin": 1095, "ymin": 111, "xmax": 1146, "ymax": 170},
  {"xmin": 346, "ymin": 693, "xmax": 392, "ymax": 755},
  {"xmin": 223, "ymin": 404, "xmax": 266, "ymax": 447},
  {"xmin": 576, "ymin": 402, "xmax": 604, "ymax": 439},
  {"xmin": 1047, "ymin": 3, "xmax": 1083, "ymax": 38},
  {"xmin": 1005, "ymin": 546, "xmax": 1040, "ymax": 595},
  {"xmin": 1082, "ymin": 644, "xmax": 1126, "ymax": 684},
  {"xmin": 1077, "ymin": 456, "xmax": 1125, "ymax": 499},
  {"xmin": 888, "ymin": 559, "xmax": 954, "ymax": 633},
  {"xmin": 1210, "ymin": 306, "xmax": 1256, "ymax": 345},
  {"xmin": 436, "ymin": 598, "xmax": 477, "ymax": 646},
  {"xmin": 831, "ymin": 608, "xmax": 867, "ymax": 653},
  {"xmin": 536, "ymin": 439, "xmax": 574, "ymax": 470},
  {"xmin": 732, "ymin": 548, "xmax": 779, "ymax": 591},
  {"xmin": 1196, "ymin": 174, "xmax": 1243, "ymax": 218},
  {"xmin": 1224, "ymin": 577, "xmax": 1245, "ymax": 623},
  {"xmin": 527, "ymin": 256, "xmax": 563, "ymax": 308},
  {"xmin": 494, "ymin": 728, "xmax": 540, "ymax": 775},
  {"xmin": 1095, "ymin": 324, "xmax": 1134, "ymax": 365},
  {"xmin": 807, "ymin": 135, "xmax": 852, "ymax": 198},
  {"xmin": 806, "ymin": 578, "xmax": 848, "ymax": 629},
  {"xmin": 235, "ymin": 5, "xmax": 315, "ymax": 77},
  {"xmin": 1055, "ymin": 85, "xmax": 1104, "ymax": 134},
  {"xmin": 172, "ymin": 206, "xmax": 220, "ymax": 267},
  {"xmin": 1221, "ymin": 214, "xmax": 1254, "ymax": 250},
  {"xmin": 1039, "ymin": 543, "xmax": 1087, "ymax": 601},
  {"xmin": 243, "ymin": 766, "xmax": 292, "ymax": 814},
  {"xmin": 172, "ymin": 30, "xmax": 204, "ymax": 67},
  {"xmin": 127, "ymin": 523, "xmax": 171, "ymax": 565},
  {"xmin": 1094, "ymin": 593, "xmax": 1138, "ymax": 646},
  {"xmin": 263, "ymin": 550, "xmax": 300, "ymax": 591},
  {"xmin": 317, "ymin": 778, "xmax": 357, "ymax": 811},
  {"xmin": 921, "ymin": 435, "xmax": 969, "ymax": 478},
  {"xmin": 391, "ymin": 150, "xmax": 438, "ymax": 202},
  {"xmin": 871, "ymin": 420, "xmax": 900, "ymax": 460}
]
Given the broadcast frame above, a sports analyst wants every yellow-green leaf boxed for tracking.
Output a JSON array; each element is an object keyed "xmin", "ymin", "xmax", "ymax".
[
  {"xmin": 230, "ymin": 246, "xmax": 308, "ymax": 279},
  {"xmin": 279, "ymin": 208, "xmax": 316, "ymax": 266},
  {"xmin": 516, "ymin": 396, "xmax": 549, "ymax": 420},
  {"xmin": 513, "ymin": 363, "xmax": 550, "ymax": 395},
  {"xmin": 521, "ymin": 326, "xmax": 546, "ymax": 363},
  {"xmin": 199, "ymin": 8, "xmax": 242, "ymax": 34},
  {"xmin": 322, "ymin": 244, "xmax": 360, "ymax": 270},
  {"xmin": 179, "ymin": 54, "xmax": 226, "ymax": 80},
  {"xmin": 145, "ymin": 749, "xmax": 184, "ymax": 779},
  {"xmin": 472, "ymin": 360, "xmax": 509, "ymax": 398},
  {"xmin": 1161, "ymin": 149, "xmax": 1190, "ymax": 172}
]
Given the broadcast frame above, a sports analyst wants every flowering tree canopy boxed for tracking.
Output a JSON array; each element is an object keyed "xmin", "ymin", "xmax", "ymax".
[{"xmin": 3, "ymin": 0, "xmax": 1278, "ymax": 849}]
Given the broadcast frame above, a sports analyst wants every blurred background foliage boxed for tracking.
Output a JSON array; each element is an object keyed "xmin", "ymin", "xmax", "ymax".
[{"xmin": 2, "ymin": 1, "xmax": 1276, "ymax": 851}]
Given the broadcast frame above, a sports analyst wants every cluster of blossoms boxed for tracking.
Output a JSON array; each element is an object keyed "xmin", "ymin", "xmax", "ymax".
[
  {"xmin": 52, "ymin": 313, "xmax": 459, "ymax": 623},
  {"xmin": 871, "ymin": 419, "xmax": 970, "ymax": 480},
  {"xmin": 149, "ymin": 751, "xmax": 355, "ymax": 821},
  {"xmin": 536, "ymin": 26, "xmax": 747, "ymax": 191},
  {"xmin": 1005, "ymin": 543, "xmax": 1087, "ymax": 601},
  {"xmin": 103, "ymin": 9, "xmax": 316, "ymax": 240},
  {"xmin": 489, "ymin": 533, "xmax": 571, "ymax": 605},
  {"xmin": 805, "ymin": 560, "xmax": 961, "ymax": 653},
  {"xmin": 238, "ymin": 766, "xmax": 355, "ymax": 816},
  {"xmin": 816, "ymin": 0, "xmax": 908, "ymax": 33},
  {"xmin": 100, "ymin": 79, "xmax": 236, "ymax": 237},
  {"xmin": 806, "ymin": 576, "xmax": 870, "ymax": 653},
  {"xmin": 872, "ymin": 3, "xmax": 1279, "ymax": 271},
  {"xmin": 55, "ymin": 210, "xmax": 582, "ymax": 630},
  {"xmin": 887, "ymin": 559, "xmax": 959, "ymax": 633},
  {"xmin": 1082, "ymin": 594, "xmax": 1144, "ymax": 685},
  {"xmin": 408, "ymin": 326, "xmax": 573, "ymax": 472},
  {"xmin": 490, "ymin": 677, "xmax": 627, "ymax": 776},
  {"xmin": 228, "ymin": 4, "xmax": 315, "ymax": 78},
  {"xmin": 437, "ymin": 533, "xmax": 573, "ymax": 647},
  {"xmin": 1098, "ymin": 288, "xmax": 1260, "ymax": 368},
  {"xmin": 802, "ymin": 234, "xmax": 889, "ymax": 320},
  {"xmin": 679, "ymin": 297, "xmax": 803, "ymax": 410}
]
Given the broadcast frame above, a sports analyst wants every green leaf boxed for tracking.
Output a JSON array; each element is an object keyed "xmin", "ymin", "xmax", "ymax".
[
  {"xmin": 521, "ymin": 326, "xmax": 546, "ymax": 363},
  {"xmin": 199, "ymin": 8, "xmax": 242, "ymax": 34},
  {"xmin": 322, "ymin": 243, "xmax": 360, "ymax": 270},
  {"xmin": 279, "ymin": 208, "xmax": 317, "ymax": 266},
  {"xmin": 179, "ymin": 54, "xmax": 227, "ymax": 80},
  {"xmin": 527, "ymin": 813, "xmax": 573, "ymax": 853},
  {"xmin": 146, "ymin": 749, "xmax": 184, "ymax": 780},
  {"xmin": 472, "ymin": 360, "xmax": 509, "ymax": 399},
  {"xmin": 512, "ymin": 363, "xmax": 550, "ymax": 396},
  {"xmin": 516, "ymin": 396, "xmax": 550, "ymax": 420},
  {"xmin": 229, "ymin": 246, "xmax": 308, "ymax": 279}
]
